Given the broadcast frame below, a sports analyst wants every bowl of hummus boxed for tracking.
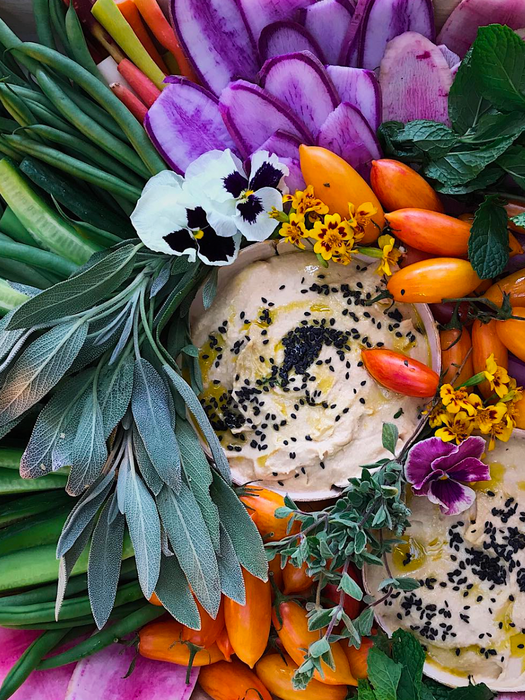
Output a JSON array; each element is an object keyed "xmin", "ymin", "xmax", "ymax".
[
  {"xmin": 190, "ymin": 241, "xmax": 440, "ymax": 500},
  {"xmin": 365, "ymin": 431, "xmax": 525, "ymax": 691}
]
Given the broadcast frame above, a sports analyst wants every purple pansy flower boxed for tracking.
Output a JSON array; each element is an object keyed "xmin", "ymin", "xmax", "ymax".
[{"xmin": 405, "ymin": 436, "xmax": 489, "ymax": 516}]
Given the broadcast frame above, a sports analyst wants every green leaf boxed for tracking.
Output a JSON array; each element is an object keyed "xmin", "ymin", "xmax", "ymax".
[
  {"xmin": 463, "ymin": 110, "xmax": 525, "ymax": 143},
  {"xmin": 468, "ymin": 195, "xmax": 509, "ymax": 279},
  {"xmin": 340, "ymin": 572, "xmax": 363, "ymax": 600},
  {"xmin": 155, "ymin": 554, "xmax": 200, "ymax": 629},
  {"xmin": 367, "ymin": 647, "xmax": 403, "ymax": 700},
  {"xmin": 132, "ymin": 427, "xmax": 162, "ymax": 496},
  {"xmin": 397, "ymin": 121, "xmax": 459, "ymax": 159},
  {"xmin": 433, "ymin": 166, "xmax": 503, "ymax": 195},
  {"xmin": 0, "ymin": 321, "xmax": 87, "ymax": 426},
  {"xmin": 512, "ymin": 212, "xmax": 525, "ymax": 228},
  {"xmin": 0, "ymin": 309, "xmax": 25, "ymax": 365},
  {"xmin": 216, "ymin": 524, "xmax": 246, "ymax": 605},
  {"xmin": 354, "ymin": 530, "xmax": 367, "ymax": 555},
  {"xmin": 56, "ymin": 517, "xmax": 95, "ymax": 620},
  {"xmin": 393, "ymin": 577, "xmax": 421, "ymax": 591},
  {"xmin": 449, "ymin": 684, "xmax": 495, "ymax": 700},
  {"xmin": 98, "ymin": 355, "xmax": 134, "ymax": 439},
  {"xmin": 88, "ymin": 492, "xmax": 125, "ymax": 629},
  {"xmin": 497, "ymin": 146, "xmax": 525, "ymax": 189},
  {"xmin": 310, "ymin": 637, "xmax": 331, "ymax": 659},
  {"xmin": 202, "ymin": 268, "xmax": 219, "ymax": 310},
  {"xmin": 157, "ymin": 481, "xmax": 221, "ymax": 617},
  {"xmin": 472, "ymin": 25, "xmax": 525, "ymax": 113},
  {"xmin": 181, "ymin": 344, "xmax": 199, "ymax": 358},
  {"xmin": 392, "ymin": 630, "xmax": 425, "ymax": 700},
  {"xmin": 448, "ymin": 48, "xmax": 488, "ymax": 134},
  {"xmin": 358, "ymin": 678, "xmax": 379, "ymax": 700},
  {"xmin": 66, "ymin": 390, "xmax": 107, "ymax": 496},
  {"xmin": 6, "ymin": 244, "xmax": 137, "ymax": 329},
  {"xmin": 382, "ymin": 423, "xmax": 398, "ymax": 455},
  {"xmin": 354, "ymin": 607, "xmax": 375, "ymax": 637}
]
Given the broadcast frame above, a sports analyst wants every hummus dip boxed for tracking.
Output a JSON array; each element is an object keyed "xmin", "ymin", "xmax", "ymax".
[
  {"xmin": 192, "ymin": 251, "xmax": 431, "ymax": 495},
  {"xmin": 367, "ymin": 435, "xmax": 525, "ymax": 689}
]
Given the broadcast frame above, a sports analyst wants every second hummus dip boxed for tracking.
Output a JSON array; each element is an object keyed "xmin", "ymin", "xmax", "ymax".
[{"xmin": 192, "ymin": 250, "xmax": 432, "ymax": 495}]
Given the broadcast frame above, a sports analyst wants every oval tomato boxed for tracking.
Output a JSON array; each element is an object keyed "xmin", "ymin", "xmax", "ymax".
[
  {"xmin": 495, "ymin": 307, "xmax": 525, "ymax": 363},
  {"xmin": 215, "ymin": 627, "xmax": 234, "ymax": 662},
  {"xmin": 387, "ymin": 258, "xmax": 481, "ymax": 303},
  {"xmin": 440, "ymin": 328, "xmax": 473, "ymax": 387},
  {"xmin": 362, "ymin": 348, "xmax": 439, "ymax": 398},
  {"xmin": 505, "ymin": 199, "xmax": 525, "ymax": 234},
  {"xmin": 370, "ymin": 160, "xmax": 444, "ymax": 213},
  {"xmin": 386, "ymin": 209, "xmax": 470, "ymax": 257},
  {"xmin": 283, "ymin": 561, "xmax": 313, "ymax": 595},
  {"xmin": 268, "ymin": 555, "xmax": 284, "ymax": 591},
  {"xmin": 182, "ymin": 598, "xmax": 224, "ymax": 648},
  {"xmin": 344, "ymin": 637, "xmax": 374, "ymax": 680},
  {"xmin": 139, "ymin": 620, "xmax": 225, "ymax": 665},
  {"xmin": 472, "ymin": 319, "xmax": 509, "ymax": 397},
  {"xmin": 199, "ymin": 659, "xmax": 272, "ymax": 700},
  {"xmin": 484, "ymin": 269, "xmax": 525, "ymax": 308},
  {"xmin": 240, "ymin": 487, "xmax": 300, "ymax": 542},
  {"xmin": 256, "ymin": 654, "xmax": 349, "ymax": 700}
]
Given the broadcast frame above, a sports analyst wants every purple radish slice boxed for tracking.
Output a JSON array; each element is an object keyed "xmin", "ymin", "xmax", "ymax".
[
  {"xmin": 259, "ymin": 51, "xmax": 339, "ymax": 138},
  {"xmin": 326, "ymin": 65, "xmax": 381, "ymax": 131},
  {"xmin": 257, "ymin": 130, "xmax": 303, "ymax": 160},
  {"xmin": 438, "ymin": 44, "xmax": 460, "ymax": 68},
  {"xmin": 316, "ymin": 102, "xmax": 381, "ymax": 179},
  {"xmin": 437, "ymin": 0, "xmax": 525, "ymax": 58},
  {"xmin": 379, "ymin": 32, "xmax": 453, "ymax": 125},
  {"xmin": 259, "ymin": 21, "xmax": 325, "ymax": 62},
  {"xmin": 279, "ymin": 157, "xmax": 307, "ymax": 192},
  {"xmin": 145, "ymin": 77, "xmax": 237, "ymax": 174},
  {"xmin": 337, "ymin": 0, "xmax": 373, "ymax": 67},
  {"xmin": 508, "ymin": 354, "xmax": 525, "ymax": 388},
  {"xmin": 299, "ymin": 0, "xmax": 354, "ymax": 65},
  {"xmin": 219, "ymin": 80, "xmax": 312, "ymax": 159},
  {"xmin": 357, "ymin": 0, "xmax": 435, "ymax": 70},
  {"xmin": 170, "ymin": 0, "xmax": 258, "ymax": 96},
  {"xmin": 236, "ymin": 0, "xmax": 314, "ymax": 44}
]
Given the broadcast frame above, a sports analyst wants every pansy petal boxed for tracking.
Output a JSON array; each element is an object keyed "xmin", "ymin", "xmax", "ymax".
[
  {"xmin": 235, "ymin": 186, "xmax": 282, "ymax": 242},
  {"xmin": 131, "ymin": 186, "xmax": 189, "ymax": 255},
  {"xmin": 428, "ymin": 479, "xmax": 476, "ymax": 516},
  {"xmin": 185, "ymin": 149, "xmax": 246, "ymax": 203},
  {"xmin": 140, "ymin": 170, "xmax": 185, "ymax": 197},
  {"xmin": 411, "ymin": 468, "xmax": 442, "ymax": 496},
  {"xmin": 446, "ymin": 456, "xmax": 490, "ymax": 483},
  {"xmin": 163, "ymin": 229, "xmax": 198, "ymax": 262},
  {"xmin": 405, "ymin": 437, "xmax": 455, "ymax": 488},
  {"xmin": 433, "ymin": 435, "xmax": 486, "ymax": 472},
  {"xmin": 197, "ymin": 231, "xmax": 240, "ymax": 266},
  {"xmin": 249, "ymin": 150, "xmax": 289, "ymax": 191},
  {"xmin": 206, "ymin": 205, "xmax": 240, "ymax": 238}
]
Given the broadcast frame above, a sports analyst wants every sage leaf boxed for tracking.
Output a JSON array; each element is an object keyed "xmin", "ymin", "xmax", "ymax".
[
  {"xmin": 163, "ymin": 365, "xmax": 230, "ymax": 482},
  {"xmin": 124, "ymin": 463, "xmax": 161, "ymax": 599},
  {"xmin": 155, "ymin": 263, "xmax": 204, "ymax": 337},
  {"xmin": 381, "ymin": 423, "xmax": 398, "ymax": 455},
  {"xmin": 0, "ymin": 321, "xmax": 87, "ymax": 426},
  {"xmin": 108, "ymin": 300, "xmax": 137, "ymax": 366},
  {"xmin": 0, "ymin": 310, "xmax": 25, "ymax": 364},
  {"xmin": 155, "ymin": 554, "xmax": 201, "ymax": 630},
  {"xmin": 56, "ymin": 518, "xmax": 95, "ymax": 620},
  {"xmin": 117, "ymin": 455, "xmax": 129, "ymax": 515},
  {"xmin": 7, "ymin": 244, "xmax": 138, "ymax": 329},
  {"xmin": 497, "ymin": 146, "xmax": 525, "ymax": 190},
  {"xmin": 469, "ymin": 196, "xmax": 509, "ymax": 279},
  {"xmin": 88, "ymin": 493, "xmax": 125, "ymax": 629},
  {"xmin": 66, "ymin": 391, "xmax": 108, "ymax": 496},
  {"xmin": 133, "ymin": 427, "xmax": 163, "ymax": 496},
  {"xmin": 367, "ymin": 647, "xmax": 403, "ymax": 700},
  {"xmin": 210, "ymin": 472, "xmax": 268, "ymax": 581},
  {"xmin": 157, "ymin": 482, "xmax": 221, "ymax": 617},
  {"xmin": 98, "ymin": 356, "xmax": 134, "ymax": 439},
  {"xmin": 202, "ymin": 268, "xmax": 219, "ymax": 310},
  {"xmin": 217, "ymin": 524, "xmax": 246, "ymax": 605},
  {"xmin": 150, "ymin": 261, "xmax": 171, "ymax": 298},
  {"xmin": 132, "ymin": 359, "xmax": 181, "ymax": 492}
]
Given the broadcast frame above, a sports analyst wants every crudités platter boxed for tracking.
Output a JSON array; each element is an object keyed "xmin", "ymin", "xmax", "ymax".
[{"xmin": 1, "ymin": 0, "xmax": 525, "ymax": 699}]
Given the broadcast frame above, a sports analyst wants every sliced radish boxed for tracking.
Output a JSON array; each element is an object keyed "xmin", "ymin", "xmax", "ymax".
[
  {"xmin": 259, "ymin": 51, "xmax": 339, "ymax": 138},
  {"xmin": 337, "ymin": 0, "xmax": 373, "ymax": 66},
  {"xmin": 316, "ymin": 102, "xmax": 381, "ymax": 179},
  {"xmin": 236, "ymin": 0, "xmax": 314, "ymax": 43},
  {"xmin": 259, "ymin": 21, "xmax": 325, "ymax": 62},
  {"xmin": 257, "ymin": 130, "xmax": 303, "ymax": 160},
  {"xmin": 326, "ymin": 65, "xmax": 381, "ymax": 131},
  {"xmin": 437, "ymin": 43, "xmax": 460, "ymax": 67},
  {"xmin": 279, "ymin": 157, "xmax": 307, "ymax": 192},
  {"xmin": 299, "ymin": 0, "xmax": 354, "ymax": 65},
  {"xmin": 379, "ymin": 32, "xmax": 453, "ymax": 124},
  {"xmin": 145, "ymin": 77, "xmax": 237, "ymax": 174},
  {"xmin": 219, "ymin": 80, "xmax": 312, "ymax": 158}
]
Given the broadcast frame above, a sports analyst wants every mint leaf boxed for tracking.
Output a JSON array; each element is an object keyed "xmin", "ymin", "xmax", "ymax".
[
  {"xmin": 448, "ymin": 48, "xmax": 489, "ymax": 134},
  {"xmin": 463, "ymin": 110, "xmax": 525, "ymax": 143},
  {"xmin": 424, "ymin": 679, "xmax": 452, "ymax": 700},
  {"xmin": 433, "ymin": 166, "xmax": 502, "ymax": 195},
  {"xmin": 469, "ymin": 195, "xmax": 509, "ymax": 279},
  {"xmin": 367, "ymin": 647, "xmax": 402, "ymax": 700},
  {"xmin": 359, "ymin": 678, "xmax": 379, "ymax": 700},
  {"xmin": 449, "ymin": 683, "xmax": 495, "ymax": 700},
  {"xmin": 382, "ymin": 423, "xmax": 398, "ymax": 455},
  {"xmin": 396, "ymin": 121, "xmax": 459, "ymax": 159},
  {"xmin": 512, "ymin": 213, "xmax": 525, "ymax": 228},
  {"xmin": 392, "ymin": 630, "xmax": 425, "ymax": 700},
  {"xmin": 472, "ymin": 25, "xmax": 525, "ymax": 113},
  {"xmin": 497, "ymin": 146, "xmax": 525, "ymax": 190}
]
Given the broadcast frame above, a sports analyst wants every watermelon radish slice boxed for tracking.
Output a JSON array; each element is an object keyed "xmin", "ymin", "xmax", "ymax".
[
  {"xmin": 259, "ymin": 21, "xmax": 325, "ymax": 62},
  {"xmin": 278, "ymin": 157, "xmax": 307, "ymax": 192},
  {"xmin": 257, "ymin": 130, "xmax": 303, "ymax": 160},
  {"xmin": 219, "ymin": 80, "xmax": 312, "ymax": 158},
  {"xmin": 326, "ymin": 65, "xmax": 381, "ymax": 131},
  {"xmin": 259, "ymin": 51, "xmax": 340, "ymax": 138},
  {"xmin": 438, "ymin": 44, "xmax": 460, "ymax": 68},
  {"xmin": 379, "ymin": 32, "xmax": 453, "ymax": 124},
  {"xmin": 337, "ymin": 0, "xmax": 373, "ymax": 66},
  {"xmin": 316, "ymin": 102, "xmax": 381, "ymax": 179},
  {"xmin": 299, "ymin": 0, "xmax": 354, "ymax": 65},
  {"xmin": 170, "ymin": 0, "xmax": 258, "ymax": 96},
  {"xmin": 236, "ymin": 0, "xmax": 314, "ymax": 43},
  {"xmin": 145, "ymin": 77, "xmax": 237, "ymax": 174}
]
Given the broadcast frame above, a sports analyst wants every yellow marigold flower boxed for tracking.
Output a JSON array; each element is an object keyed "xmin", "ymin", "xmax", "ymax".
[
  {"xmin": 284, "ymin": 185, "xmax": 329, "ymax": 217},
  {"xmin": 435, "ymin": 411, "xmax": 475, "ymax": 444},
  {"xmin": 475, "ymin": 402, "xmax": 508, "ymax": 434},
  {"xmin": 428, "ymin": 404, "xmax": 447, "ymax": 428},
  {"xmin": 349, "ymin": 201, "xmax": 378, "ymax": 235},
  {"xmin": 440, "ymin": 385, "xmax": 478, "ymax": 416},
  {"xmin": 483, "ymin": 353, "xmax": 510, "ymax": 399},
  {"xmin": 376, "ymin": 234, "xmax": 402, "ymax": 277},
  {"xmin": 488, "ymin": 415, "xmax": 514, "ymax": 451},
  {"xmin": 467, "ymin": 393, "xmax": 483, "ymax": 411},
  {"xmin": 279, "ymin": 213, "xmax": 308, "ymax": 249},
  {"xmin": 311, "ymin": 213, "xmax": 354, "ymax": 261}
]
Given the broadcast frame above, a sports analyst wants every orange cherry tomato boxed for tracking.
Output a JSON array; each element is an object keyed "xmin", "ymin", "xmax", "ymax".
[
  {"xmin": 370, "ymin": 160, "xmax": 444, "ymax": 213},
  {"xmin": 299, "ymin": 145, "xmax": 384, "ymax": 244},
  {"xmin": 139, "ymin": 620, "xmax": 225, "ymax": 665},
  {"xmin": 386, "ymin": 209, "xmax": 470, "ymax": 257},
  {"xmin": 215, "ymin": 627, "xmax": 235, "ymax": 662},
  {"xmin": 399, "ymin": 245, "xmax": 436, "ymax": 268},
  {"xmin": 496, "ymin": 307, "xmax": 525, "ymax": 363},
  {"xmin": 459, "ymin": 212, "xmax": 523, "ymax": 258},
  {"xmin": 268, "ymin": 556, "xmax": 284, "ymax": 591},
  {"xmin": 484, "ymin": 269, "xmax": 525, "ymax": 308},
  {"xmin": 440, "ymin": 328, "xmax": 473, "ymax": 387},
  {"xmin": 361, "ymin": 348, "xmax": 439, "ymax": 398},
  {"xmin": 472, "ymin": 319, "xmax": 509, "ymax": 398},
  {"xmin": 240, "ymin": 487, "xmax": 300, "ymax": 542},
  {"xmin": 323, "ymin": 564, "xmax": 362, "ymax": 620},
  {"xmin": 182, "ymin": 598, "xmax": 224, "ymax": 648},
  {"xmin": 512, "ymin": 395, "xmax": 525, "ymax": 429},
  {"xmin": 256, "ymin": 654, "xmax": 349, "ymax": 700},
  {"xmin": 283, "ymin": 561, "xmax": 313, "ymax": 595},
  {"xmin": 199, "ymin": 659, "xmax": 272, "ymax": 700},
  {"xmin": 505, "ymin": 200, "xmax": 525, "ymax": 234},
  {"xmin": 224, "ymin": 569, "xmax": 271, "ymax": 668},
  {"xmin": 149, "ymin": 592, "xmax": 162, "ymax": 606},
  {"xmin": 343, "ymin": 637, "xmax": 374, "ymax": 680},
  {"xmin": 387, "ymin": 258, "xmax": 481, "ymax": 303},
  {"xmin": 272, "ymin": 601, "xmax": 357, "ymax": 686}
]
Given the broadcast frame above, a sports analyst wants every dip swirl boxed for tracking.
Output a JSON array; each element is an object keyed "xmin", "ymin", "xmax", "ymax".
[{"xmin": 192, "ymin": 251, "xmax": 431, "ymax": 495}]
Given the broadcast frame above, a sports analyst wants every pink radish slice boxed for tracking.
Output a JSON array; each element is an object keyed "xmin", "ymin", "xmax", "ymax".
[
  {"xmin": 437, "ymin": 0, "xmax": 525, "ymax": 57},
  {"xmin": 236, "ymin": 0, "xmax": 314, "ymax": 44},
  {"xmin": 299, "ymin": 0, "xmax": 354, "ymax": 65},
  {"xmin": 437, "ymin": 44, "xmax": 460, "ymax": 68},
  {"xmin": 357, "ymin": 0, "xmax": 435, "ymax": 69},
  {"xmin": 316, "ymin": 102, "xmax": 381, "ymax": 179},
  {"xmin": 259, "ymin": 51, "xmax": 339, "ymax": 138},
  {"xmin": 259, "ymin": 21, "xmax": 325, "ymax": 62},
  {"xmin": 145, "ymin": 77, "xmax": 237, "ymax": 174},
  {"xmin": 326, "ymin": 65, "xmax": 381, "ymax": 131},
  {"xmin": 65, "ymin": 642, "xmax": 199, "ymax": 700},
  {"xmin": 0, "ymin": 628, "xmax": 75, "ymax": 700},
  {"xmin": 170, "ymin": 0, "xmax": 258, "ymax": 96},
  {"xmin": 337, "ymin": 0, "xmax": 373, "ymax": 66},
  {"xmin": 257, "ymin": 130, "xmax": 302, "ymax": 160},
  {"xmin": 219, "ymin": 80, "xmax": 312, "ymax": 158},
  {"xmin": 379, "ymin": 32, "xmax": 453, "ymax": 124}
]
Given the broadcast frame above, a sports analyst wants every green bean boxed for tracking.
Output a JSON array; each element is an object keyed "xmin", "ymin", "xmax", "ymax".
[
  {"xmin": 0, "ymin": 207, "xmax": 42, "ymax": 247},
  {"xmin": 38, "ymin": 605, "xmax": 164, "ymax": 670},
  {"xmin": 32, "ymin": 0, "xmax": 56, "ymax": 50},
  {"xmin": 0, "ymin": 238, "xmax": 77, "ymax": 278},
  {"xmin": 0, "ymin": 628, "xmax": 69, "ymax": 700},
  {"xmin": 0, "ymin": 506, "xmax": 69, "ymax": 557},
  {"xmin": 6, "ymin": 83, "xmax": 55, "ymax": 110},
  {"xmin": 0, "ymin": 447, "xmax": 23, "ymax": 469},
  {"xmin": 48, "ymin": 0, "xmax": 72, "ymax": 57},
  {"xmin": 15, "ymin": 42, "xmax": 167, "ymax": 175},
  {"xmin": 0, "ymin": 116, "xmax": 19, "ymax": 132},
  {"xmin": 3, "ymin": 135, "xmax": 142, "ymax": 202},
  {"xmin": 0, "ymin": 85, "xmax": 37, "ymax": 129},
  {"xmin": 24, "ymin": 99, "xmax": 80, "ymax": 138},
  {"xmin": 57, "ymin": 78, "xmax": 128, "ymax": 141},
  {"xmin": 0, "ymin": 235, "xmax": 56, "ymax": 289},
  {"xmin": 0, "ymin": 137, "xmax": 22, "ymax": 162},
  {"xmin": 0, "ymin": 58, "xmax": 26, "ymax": 87},
  {"xmin": 0, "ymin": 468, "xmax": 67, "ymax": 495},
  {"xmin": 65, "ymin": 4, "xmax": 104, "ymax": 83},
  {"xmin": 9, "ymin": 601, "xmax": 145, "ymax": 630},
  {"xmin": 35, "ymin": 70, "xmax": 149, "ymax": 177},
  {"xmin": 0, "ymin": 20, "xmax": 40, "ymax": 75},
  {"xmin": 0, "ymin": 490, "xmax": 70, "ymax": 528}
]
